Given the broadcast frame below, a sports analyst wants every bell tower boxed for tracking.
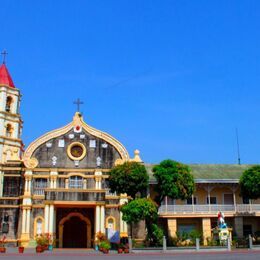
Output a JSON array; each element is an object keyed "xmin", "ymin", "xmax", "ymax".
[{"xmin": 0, "ymin": 58, "xmax": 23, "ymax": 163}]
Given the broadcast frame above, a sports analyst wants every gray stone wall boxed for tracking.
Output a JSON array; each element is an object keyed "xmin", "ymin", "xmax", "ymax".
[{"xmin": 32, "ymin": 129, "xmax": 121, "ymax": 169}]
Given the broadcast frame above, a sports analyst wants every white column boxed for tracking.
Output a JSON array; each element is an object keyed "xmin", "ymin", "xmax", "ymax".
[
  {"xmin": 24, "ymin": 171, "xmax": 32, "ymax": 194},
  {"xmin": 53, "ymin": 208, "xmax": 56, "ymax": 234},
  {"xmin": 207, "ymin": 187, "xmax": 211, "ymax": 212},
  {"xmin": 25, "ymin": 179, "xmax": 28, "ymax": 193},
  {"xmin": 50, "ymin": 179, "xmax": 53, "ymax": 188},
  {"xmin": 192, "ymin": 194, "xmax": 195, "ymax": 212},
  {"xmin": 53, "ymin": 177, "xmax": 57, "ymax": 188},
  {"xmin": 233, "ymin": 191, "xmax": 237, "ymax": 212},
  {"xmin": 44, "ymin": 204, "xmax": 49, "ymax": 233},
  {"xmin": 0, "ymin": 171, "xmax": 3, "ymax": 197},
  {"xmin": 22, "ymin": 209, "xmax": 27, "ymax": 233},
  {"xmin": 49, "ymin": 205, "xmax": 54, "ymax": 233},
  {"xmin": 26, "ymin": 209, "xmax": 31, "ymax": 234},
  {"xmin": 83, "ymin": 179, "xmax": 87, "ymax": 189},
  {"xmin": 98, "ymin": 180, "xmax": 102, "ymax": 189},
  {"xmin": 95, "ymin": 171, "xmax": 102, "ymax": 190},
  {"xmin": 95, "ymin": 206, "xmax": 100, "ymax": 233},
  {"xmin": 123, "ymin": 220, "xmax": 128, "ymax": 233},
  {"xmin": 100, "ymin": 205, "xmax": 105, "ymax": 233},
  {"xmin": 28, "ymin": 179, "xmax": 32, "ymax": 194}
]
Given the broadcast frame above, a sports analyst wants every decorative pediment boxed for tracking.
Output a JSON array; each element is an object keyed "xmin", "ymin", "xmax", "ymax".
[{"xmin": 23, "ymin": 112, "xmax": 129, "ymax": 168}]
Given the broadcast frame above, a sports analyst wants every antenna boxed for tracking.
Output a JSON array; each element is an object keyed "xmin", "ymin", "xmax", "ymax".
[{"xmin": 236, "ymin": 128, "xmax": 241, "ymax": 165}]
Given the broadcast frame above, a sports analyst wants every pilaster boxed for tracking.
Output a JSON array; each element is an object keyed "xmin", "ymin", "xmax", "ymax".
[
  {"xmin": 167, "ymin": 218, "xmax": 177, "ymax": 238},
  {"xmin": 202, "ymin": 218, "xmax": 211, "ymax": 245},
  {"xmin": 234, "ymin": 217, "xmax": 243, "ymax": 238},
  {"xmin": 95, "ymin": 170, "xmax": 102, "ymax": 189},
  {"xmin": 24, "ymin": 170, "xmax": 33, "ymax": 196},
  {"xmin": 119, "ymin": 195, "xmax": 128, "ymax": 237},
  {"xmin": 0, "ymin": 171, "xmax": 3, "ymax": 197},
  {"xmin": 50, "ymin": 170, "xmax": 58, "ymax": 189},
  {"xmin": 95, "ymin": 205, "xmax": 100, "ymax": 234}
]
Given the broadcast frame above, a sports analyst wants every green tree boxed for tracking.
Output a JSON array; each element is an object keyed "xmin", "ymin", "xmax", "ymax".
[
  {"xmin": 152, "ymin": 159, "xmax": 195, "ymax": 203},
  {"xmin": 108, "ymin": 161, "xmax": 149, "ymax": 198},
  {"xmin": 240, "ymin": 165, "xmax": 260, "ymax": 200},
  {"xmin": 121, "ymin": 198, "xmax": 163, "ymax": 246}
]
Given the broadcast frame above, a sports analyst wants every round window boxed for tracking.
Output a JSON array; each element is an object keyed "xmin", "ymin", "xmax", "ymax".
[
  {"xmin": 67, "ymin": 142, "xmax": 86, "ymax": 161},
  {"xmin": 71, "ymin": 145, "xmax": 83, "ymax": 158}
]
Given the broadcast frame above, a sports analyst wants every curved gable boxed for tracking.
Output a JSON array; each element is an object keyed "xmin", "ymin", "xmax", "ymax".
[{"xmin": 23, "ymin": 113, "xmax": 129, "ymax": 168}]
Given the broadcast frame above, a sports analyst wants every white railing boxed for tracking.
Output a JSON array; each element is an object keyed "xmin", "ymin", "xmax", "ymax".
[
  {"xmin": 33, "ymin": 189, "xmax": 45, "ymax": 196},
  {"xmin": 105, "ymin": 189, "xmax": 117, "ymax": 196},
  {"xmin": 159, "ymin": 204, "xmax": 260, "ymax": 214}
]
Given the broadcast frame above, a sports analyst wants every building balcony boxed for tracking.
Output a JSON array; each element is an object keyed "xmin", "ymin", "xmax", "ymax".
[
  {"xmin": 44, "ymin": 189, "xmax": 105, "ymax": 202},
  {"xmin": 158, "ymin": 204, "xmax": 260, "ymax": 216}
]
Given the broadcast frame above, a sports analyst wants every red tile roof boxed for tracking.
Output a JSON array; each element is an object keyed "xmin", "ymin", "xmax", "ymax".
[{"xmin": 0, "ymin": 63, "xmax": 15, "ymax": 88}]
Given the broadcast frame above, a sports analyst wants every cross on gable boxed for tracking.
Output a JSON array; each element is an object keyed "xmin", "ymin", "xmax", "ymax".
[{"xmin": 73, "ymin": 98, "xmax": 84, "ymax": 112}]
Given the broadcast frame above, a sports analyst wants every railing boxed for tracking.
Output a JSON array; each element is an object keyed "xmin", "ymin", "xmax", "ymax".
[
  {"xmin": 159, "ymin": 204, "xmax": 260, "ymax": 214},
  {"xmin": 33, "ymin": 189, "xmax": 45, "ymax": 196},
  {"xmin": 105, "ymin": 189, "xmax": 117, "ymax": 196},
  {"xmin": 45, "ymin": 189, "xmax": 106, "ymax": 201}
]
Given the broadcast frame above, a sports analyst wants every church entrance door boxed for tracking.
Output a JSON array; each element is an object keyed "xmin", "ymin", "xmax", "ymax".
[
  {"xmin": 63, "ymin": 216, "xmax": 86, "ymax": 248},
  {"xmin": 59, "ymin": 212, "xmax": 91, "ymax": 248}
]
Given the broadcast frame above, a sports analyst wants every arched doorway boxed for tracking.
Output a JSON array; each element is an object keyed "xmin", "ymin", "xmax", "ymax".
[{"xmin": 59, "ymin": 212, "xmax": 91, "ymax": 248}]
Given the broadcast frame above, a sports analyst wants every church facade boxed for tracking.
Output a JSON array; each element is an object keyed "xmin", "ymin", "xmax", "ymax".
[{"xmin": 0, "ymin": 62, "xmax": 259, "ymax": 248}]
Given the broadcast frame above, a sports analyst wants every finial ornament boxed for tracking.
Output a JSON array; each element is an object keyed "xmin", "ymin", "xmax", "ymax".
[
  {"xmin": 132, "ymin": 149, "xmax": 142, "ymax": 163},
  {"xmin": 1, "ymin": 50, "xmax": 8, "ymax": 64}
]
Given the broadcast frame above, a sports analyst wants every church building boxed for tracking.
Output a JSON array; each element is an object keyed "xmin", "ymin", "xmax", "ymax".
[
  {"xmin": 0, "ymin": 61, "xmax": 140, "ymax": 247},
  {"xmin": 0, "ymin": 61, "xmax": 259, "ymax": 248}
]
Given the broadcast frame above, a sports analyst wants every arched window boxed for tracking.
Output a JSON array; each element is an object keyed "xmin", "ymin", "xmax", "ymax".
[
  {"xmin": 5, "ymin": 96, "xmax": 12, "ymax": 112},
  {"xmin": 6, "ymin": 124, "xmax": 12, "ymax": 137},
  {"xmin": 69, "ymin": 176, "xmax": 83, "ymax": 189}
]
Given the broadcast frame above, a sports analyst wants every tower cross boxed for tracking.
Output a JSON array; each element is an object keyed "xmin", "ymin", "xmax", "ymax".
[
  {"xmin": 73, "ymin": 98, "xmax": 84, "ymax": 112},
  {"xmin": 1, "ymin": 50, "xmax": 8, "ymax": 64}
]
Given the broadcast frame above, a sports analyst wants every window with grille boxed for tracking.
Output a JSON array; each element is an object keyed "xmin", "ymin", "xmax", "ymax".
[
  {"xmin": 34, "ymin": 178, "xmax": 48, "ymax": 195},
  {"xmin": 3, "ymin": 177, "xmax": 20, "ymax": 197},
  {"xmin": 69, "ymin": 176, "xmax": 83, "ymax": 189}
]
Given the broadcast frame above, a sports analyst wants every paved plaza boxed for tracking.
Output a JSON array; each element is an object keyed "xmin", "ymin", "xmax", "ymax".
[{"xmin": 0, "ymin": 250, "xmax": 259, "ymax": 260}]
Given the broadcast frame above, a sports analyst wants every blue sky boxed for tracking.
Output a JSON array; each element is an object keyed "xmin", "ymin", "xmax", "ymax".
[{"xmin": 2, "ymin": 0, "xmax": 260, "ymax": 164}]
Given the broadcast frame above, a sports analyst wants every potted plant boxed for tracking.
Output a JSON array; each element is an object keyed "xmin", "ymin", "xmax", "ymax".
[
  {"xmin": 0, "ymin": 235, "xmax": 6, "ymax": 253},
  {"xmin": 117, "ymin": 243, "xmax": 124, "ymax": 254},
  {"xmin": 35, "ymin": 233, "xmax": 49, "ymax": 253},
  {"xmin": 95, "ymin": 232, "xmax": 107, "ymax": 252},
  {"xmin": 124, "ymin": 243, "xmax": 129, "ymax": 253},
  {"xmin": 17, "ymin": 240, "xmax": 24, "ymax": 253},
  {"xmin": 99, "ymin": 241, "xmax": 111, "ymax": 254}
]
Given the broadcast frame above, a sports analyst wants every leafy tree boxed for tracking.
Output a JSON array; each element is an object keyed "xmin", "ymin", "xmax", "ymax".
[
  {"xmin": 240, "ymin": 165, "xmax": 260, "ymax": 200},
  {"xmin": 108, "ymin": 161, "xmax": 149, "ymax": 198},
  {"xmin": 152, "ymin": 159, "xmax": 195, "ymax": 204},
  {"xmin": 121, "ymin": 198, "xmax": 163, "ymax": 246},
  {"xmin": 121, "ymin": 198, "xmax": 158, "ymax": 224}
]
